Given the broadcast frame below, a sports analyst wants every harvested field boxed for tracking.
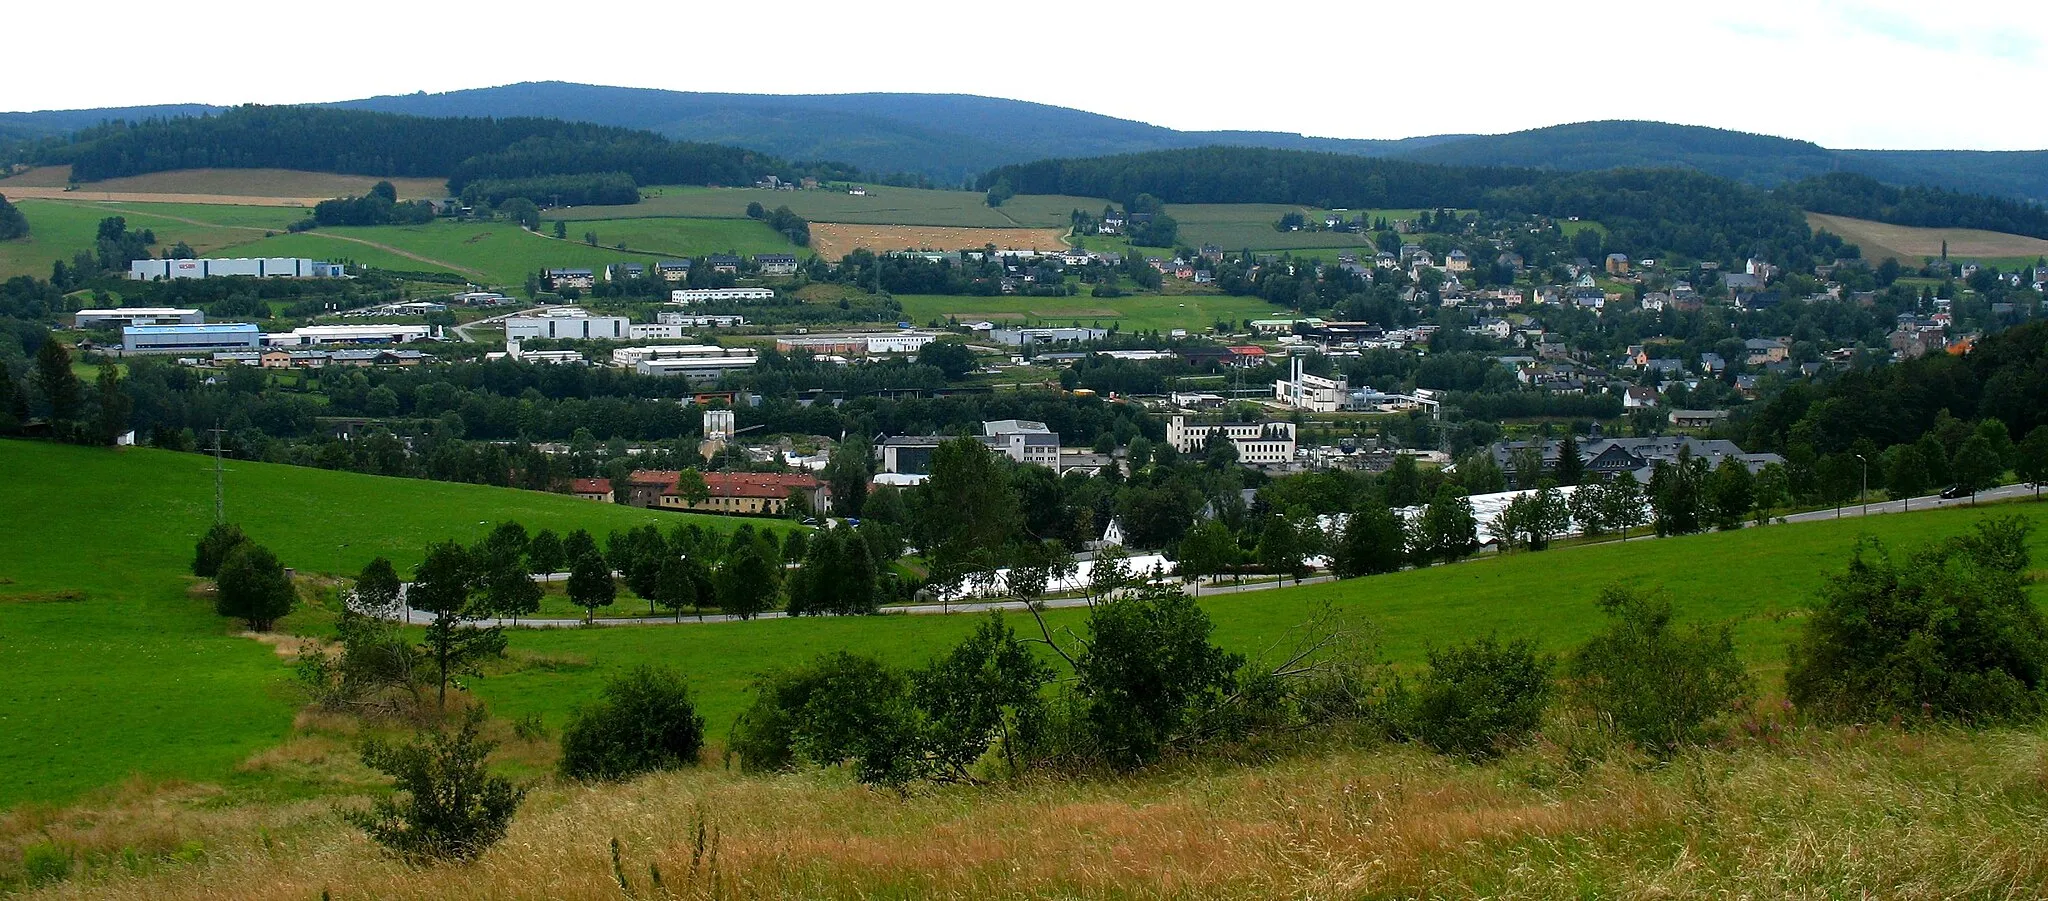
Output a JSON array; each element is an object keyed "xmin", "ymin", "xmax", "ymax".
[
  {"xmin": 809, "ymin": 223, "xmax": 1066, "ymax": 261},
  {"xmin": 0, "ymin": 167, "xmax": 447, "ymax": 205},
  {"xmin": 1806, "ymin": 212, "xmax": 2048, "ymax": 264}
]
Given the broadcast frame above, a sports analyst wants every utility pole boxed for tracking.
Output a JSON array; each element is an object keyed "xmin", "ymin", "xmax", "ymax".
[{"xmin": 208, "ymin": 427, "xmax": 228, "ymax": 525}]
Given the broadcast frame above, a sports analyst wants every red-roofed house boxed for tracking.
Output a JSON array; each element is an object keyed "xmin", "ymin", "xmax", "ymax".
[
  {"xmin": 1226, "ymin": 345, "xmax": 1268, "ymax": 367},
  {"xmin": 623, "ymin": 470, "xmax": 683, "ymax": 508},
  {"xmin": 570, "ymin": 477, "xmax": 614, "ymax": 503},
  {"xmin": 629, "ymin": 470, "xmax": 829, "ymax": 516}
]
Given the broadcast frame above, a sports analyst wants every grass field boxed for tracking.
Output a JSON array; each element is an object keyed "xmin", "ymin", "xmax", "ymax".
[
  {"xmin": 893, "ymin": 292, "xmax": 1288, "ymax": 332},
  {"xmin": 1806, "ymin": 212, "xmax": 2048, "ymax": 266},
  {"xmin": 215, "ymin": 221, "xmax": 646, "ymax": 287},
  {"xmin": 547, "ymin": 217, "xmax": 797, "ymax": 259},
  {"xmin": 0, "ymin": 199, "xmax": 289, "ymax": 281},
  {"xmin": 0, "ymin": 167, "xmax": 447, "ymax": 200},
  {"xmin": 0, "ymin": 441, "xmax": 791, "ymax": 808},
  {"xmin": 7, "ymin": 442, "xmax": 2048, "ymax": 896}
]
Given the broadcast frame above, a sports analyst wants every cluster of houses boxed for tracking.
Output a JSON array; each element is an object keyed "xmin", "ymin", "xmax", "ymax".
[
  {"xmin": 1486, "ymin": 430, "xmax": 1783, "ymax": 485},
  {"xmin": 872, "ymin": 419, "xmax": 1113, "ymax": 482}
]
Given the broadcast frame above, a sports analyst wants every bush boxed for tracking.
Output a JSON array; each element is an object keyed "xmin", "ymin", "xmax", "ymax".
[
  {"xmin": 1568, "ymin": 586, "xmax": 1752, "ymax": 754},
  {"xmin": 346, "ymin": 708, "xmax": 526, "ymax": 862},
  {"xmin": 559, "ymin": 666, "xmax": 707, "ymax": 781},
  {"xmin": 1787, "ymin": 516, "xmax": 2048, "ymax": 724},
  {"xmin": 192, "ymin": 522, "xmax": 248, "ymax": 577},
  {"xmin": 1405, "ymin": 635, "xmax": 1553, "ymax": 759},
  {"xmin": 730, "ymin": 651, "xmax": 924, "ymax": 786},
  {"xmin": 20, "ymin": 842, "xmax": 71, "ymax": 887},
  {"xmin": 1073, "ymin": 584, "xmax": 1244, "ymax": 768},
  {"xmin": 214, "ymin": 541, "xmax": 296, "ymax": 631}
]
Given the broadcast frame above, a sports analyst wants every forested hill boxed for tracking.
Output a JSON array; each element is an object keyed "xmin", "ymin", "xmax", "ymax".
[
  {"xmin": 34, "ymin": 106, "xmax": 832, "ymax": 194},
  {"xmin": 1776, "ymin": 172, "xmax": 2048, "ymax": 241},
  {"xmin": 981, "ymin": 146, "xmax": 1823, "ymax": 267}
]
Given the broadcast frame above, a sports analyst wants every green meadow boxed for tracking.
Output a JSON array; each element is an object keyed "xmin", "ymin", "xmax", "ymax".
[
  {"xmin": 0, "ymin": 199, "xmax": 284, "ymax": 280},
  {"xmin": 548, "ymin": 216, "xmax": 799, "ymax": 259},
  {"xmin": 0, "ymin": 440, "xmax": 788, "ymax": 808},
  {"xmin": 551, "ymin": 186, "xmax": 1106, "ymax": 229}
]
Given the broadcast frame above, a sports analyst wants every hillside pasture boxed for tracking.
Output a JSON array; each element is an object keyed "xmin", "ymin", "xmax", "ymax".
[
  {"xmin": 0, "ymin": 199, "xmax": 282, "ymax": 281},
  {"xmin": 1170, "ymin": 204, "xmax": 1429, "ymax": 252},
  {"xmin": 554, "ymin": 216, "xmax": 798, "ymax": 259},
  {"xmin": 0, "ymin": 441, "xmax": 789, "ymax": 808},
  {"xmin": 808, "ymin": 224, "xmax": 1066, "ymax": 260},
  {"xmin": 216, "ymin": 221, "xmax": 653, "ymax": 287},
  {"xmin": 1806, "ymin": 212, "xmax": 2048, "ymax": 265},
  {"xmin": 0, "ymin": 166, "xmax": 447, "ymax": 201}
]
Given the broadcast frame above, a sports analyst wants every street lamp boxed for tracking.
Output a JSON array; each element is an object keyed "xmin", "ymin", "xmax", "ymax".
[{"xmin": 1854, "ymin": 455, "xmax": 1868, "ymax": 517}]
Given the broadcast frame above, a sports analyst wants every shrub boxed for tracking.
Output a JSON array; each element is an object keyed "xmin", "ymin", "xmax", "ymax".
[
  {"xmin": 1787, "ymin": 516, "xmax": 2048, "ymax": 724},
  {"xmin": 20, "ymin": 842, "xmax": 71, "ymax": 887},
  {"xmin": 1406, "ymin": 635, "xmax": 1553, "ymax": 759},
  {"xmin": 911, "ymin": 613, "xmax": 1054, "ymax": 778},
  {"xmin": 730, "ymin": 652, "xmax": 924, "ymax": 787},
  {"xmin": 1074, "ymin": 584, "xmax": 1244, "ymax": 768},
  {"xmin": 559, "ymin": 666, "xmax": 707, "ymax": 782},
  {"xmin": 214, "ymin": 541, "xmax": 296, "ymax": 631},
  {"xmin": 1568, "ymin": 586, "xmax": 1752, "ymax": 754},
  {"xmin": 191, "ymin": 522, "xmax": 247, "ymax": 577},
  {"xmin": 346, "ymin": 707, "xmax": 526, "ymax": 862}
]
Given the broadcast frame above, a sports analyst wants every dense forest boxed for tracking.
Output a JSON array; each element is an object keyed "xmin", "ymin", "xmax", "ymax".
[
  {"xmin": 1776, "ymin": 172, "xmax": 2048, "ymax": 240},
  {"xmin": 37, "ymin": 106, "xmax": 852, "ymax": 198},
  {"xmin": 981, "ymin": 147, "xmax": 1834, "ymax": 266},
  {"xmin": 0, "ymin": 193, "xmax": 27, "ymax": 240}
]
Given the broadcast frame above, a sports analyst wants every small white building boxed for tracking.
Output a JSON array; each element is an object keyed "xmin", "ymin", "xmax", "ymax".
[
  {"xmin": 670, "ymin": 288, "xmax": 775, "ymax": 304},
  {"xmin": 505, "ymin": 313, "xmax": 628, "ymax": 341},
  {"xmin": 865, "ymin": 332, "xmax": 938, "ymax": 355}
]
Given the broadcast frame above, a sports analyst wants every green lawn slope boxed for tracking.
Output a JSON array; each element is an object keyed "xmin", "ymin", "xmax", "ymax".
[{"xmin": 3, "ymin": 438, "xmax": 2044, "ymax": 811}]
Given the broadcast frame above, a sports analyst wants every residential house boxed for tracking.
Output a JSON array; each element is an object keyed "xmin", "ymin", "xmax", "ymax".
[
  {"xmin": 1604, "ymin": 253, "xmax": 1630, "ymax": 275},
  {"xmin": 706, "ymin": 254, "xmax": 742, "ymax": 274},
  {"xmin": 1445, "ymin": 249, "xmax": 1470, "ymax": 271},
  {"xmin": 606, "ymin": 262, "xmax": 646, "ymax": 282},
  {"xmin": 754, "ymin": 253, "xmax": 798, "ymax": 275},
  {"xmin": 1622, "ymin": 386, "xmax": 1661, "ymax": 409},
  {"xmin": 655, "ymin": 260, "xmax": 693, "ymax": 282},
  {"xmin": 1698, "ymin": 352, "xmax": 1726, "ymax": 374},
  {"xmin": 544, "ymin": 268, "xmax": 594, "ymax": 290},
  {"xmin": 1668, "ymin": 409, "xmax": 1728, "ymax": 429},
  {"xmin": 570, "ymin": 478, "xmax": 614, "ymax": 503},
  {"xmin": 1743, "ymin": 337, "xmax": 1790, "ymax": 366}
]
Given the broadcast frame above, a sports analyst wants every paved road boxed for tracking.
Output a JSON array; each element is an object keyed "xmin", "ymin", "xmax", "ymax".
[
  {"xmin": 384, "ymin": 487, "xmax": 2039, "ymax": 629},
  {"xmin": 453, "ymin": 305, "xmax": 561, "ymax": 343}
]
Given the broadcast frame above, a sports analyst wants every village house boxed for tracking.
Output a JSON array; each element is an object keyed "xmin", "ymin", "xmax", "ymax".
[{"xmin": 570, "ymin": 478, "xmax": 614, "ymax": 503}]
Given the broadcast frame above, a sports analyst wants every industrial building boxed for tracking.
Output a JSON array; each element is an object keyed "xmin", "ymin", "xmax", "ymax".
[
  {"xmin": 75, "ymin": 308, "xmax": 204, "ymax": 329},
  {"xmin": 982, "ymin": 419, "xmax": 1060, "ymax": 468},
  {"xmin": 505, "ymin": 311, "xmax": 629, "ymax": 341},
  {"xmin": 263, "ymin": 325, "xmax": 432, "ymax": 346},
  {"xmin": 629, "ymin": 324, "xmax": 687, "ymax": 341},
  {"xmin": 120, "ymin": 323, "xmax": 262, "ymax": 355},
  {"xmin": 128, "ymin": 258, "xmax": 343, "ymax": 281},
  {"xmin": 656, "ymin": 312, "xmax": 746, "ymax": 327},
  {"xmin": 613, "ymin": 345, "xmax": 759, "ymax": 383},
  {"xmin": 990, "ymin": 326, "xmax": 1107, "ymax": 347},
  {"xmin": 670, "ymin": 288, "xmax": 774, "ymax": 304},
  {"xmin": 1273, "ymin": 357, "xmax": 1351, "ymax": 413}
]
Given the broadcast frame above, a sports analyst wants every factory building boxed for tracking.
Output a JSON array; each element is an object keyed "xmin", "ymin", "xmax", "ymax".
[
  {"xmin": 75, "ymin": 308, "xmax": 203, "ymax": 328},
  {"xmin": 128, "ymin": 258, "xmax": 344, "ymax": 280},
  {"xmin": 120, "ymin": 323, "xmax": 262, "ymax": 355}
]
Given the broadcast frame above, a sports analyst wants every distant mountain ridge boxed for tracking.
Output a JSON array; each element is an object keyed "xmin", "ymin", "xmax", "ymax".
[{"xmin": 2, "ymin": 82, "xmax": 2042, "ymax": 202}]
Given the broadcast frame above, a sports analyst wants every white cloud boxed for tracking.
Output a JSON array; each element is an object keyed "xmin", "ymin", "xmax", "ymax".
[{"xmin": 5, "ymin": 0, "xmax": 2042, "ymax": 150}]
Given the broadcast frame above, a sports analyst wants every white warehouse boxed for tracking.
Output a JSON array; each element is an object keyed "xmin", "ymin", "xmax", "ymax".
[
  {"xmin": 263, "ymin": 325, "xmax": 432, "ymax": 347},
  {"xmin": 504, "ymin": 314, "xmax": 629, "ymax": 341},
  {"xmin": 75, "ymin": 308, "xmax": 203, "ymax": 328},
  {"xmin": 129, "ymin": 258, "xmax": 345, "ymax": 280},
  {"xmin": 670, "ymin": 288, "xmax": 774, "ymax": 304}
]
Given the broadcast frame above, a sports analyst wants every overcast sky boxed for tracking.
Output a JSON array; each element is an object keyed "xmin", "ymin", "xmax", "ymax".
[{"xmin": 9, "ymin": 0, "xmax": 2041, "ymax": 150}]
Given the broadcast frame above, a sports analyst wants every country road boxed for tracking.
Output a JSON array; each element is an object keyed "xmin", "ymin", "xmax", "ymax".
[{"xmin": 379, "ymin": 484, "xmax": 2040, "ymax": 630}]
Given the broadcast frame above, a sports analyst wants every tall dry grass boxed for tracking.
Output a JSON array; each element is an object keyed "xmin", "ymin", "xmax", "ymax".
[{"xmin": 9, "ymin": 721, "xmax": 2048, "ymax": 899}]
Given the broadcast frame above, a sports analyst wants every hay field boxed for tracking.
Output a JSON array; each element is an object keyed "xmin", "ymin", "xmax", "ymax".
[
  {"xmin": 1806, "ymin": 212, "xmax": 2048, "ymax": 264},
  {"xmin": 808, "ymin": 223, "xmax": 1066, "ymax": 260}
]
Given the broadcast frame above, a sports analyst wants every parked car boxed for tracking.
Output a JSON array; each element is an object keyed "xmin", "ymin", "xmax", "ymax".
[{"xmin": 1939, "ymin": 484, "xmax": 1972, "ymax": 499}]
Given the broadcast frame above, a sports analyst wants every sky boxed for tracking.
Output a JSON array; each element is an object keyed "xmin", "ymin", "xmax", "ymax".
[{"xmin": 8, "ymin": 0, "xmax": 2042, "ymax": 150}]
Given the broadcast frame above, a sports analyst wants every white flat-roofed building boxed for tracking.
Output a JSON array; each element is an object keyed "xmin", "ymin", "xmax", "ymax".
[
  {"xmin": 121, "ymin": 323, "xmax": 261, "ymax": 354},
  {"xmin": 129, "ymin": 258, "xmax": 342, "ymax": 280},
  {"xmin": 634, "ymin": 350, "xmax": 759, "ymax": 383},
  {"xmin": 656, "ymin": 312, "xmax": 746, "ymax": 327},
  {"xmin": 670, "ymin": 288, "xmax": 774, "ymax": 304},
  {"xmin": 866, "ymin": 332, "xmax": 938, "ymax": 354},
  {"xmin": 1166, "ymin": 415, "xmax": 1297, "ymax": 465},
  {"xmin": 263, "ymin": 324, "xmax": 432, "ymax": 347},
  {"xmin": 982, "ymin": 419, "xmax": 1061, "ymax": 469},
  {"xmin": 75, "ymin": 308, "xmax": 203, "ymax": 328},
  {"xmin": 612, "ymin": 344, "xmax": 748, "ymax": 368},
  {"xmin": 629, "ymin": 324, "xmax": 688, "ymax": 340},
  {"xmin": 505, "ymin": 313, "xmax": 628, "ymax": 341}
]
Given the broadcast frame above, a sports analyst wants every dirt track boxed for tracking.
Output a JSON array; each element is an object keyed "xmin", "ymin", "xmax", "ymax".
[{"xmin": 809, "ymin": 223, "xmax": 1066, "ymax": 261}]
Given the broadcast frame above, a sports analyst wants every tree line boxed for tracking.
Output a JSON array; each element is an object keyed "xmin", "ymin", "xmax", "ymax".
[{"xmin": 1778, "ymin": 172, "xmax": 2048, "ymax": 240}]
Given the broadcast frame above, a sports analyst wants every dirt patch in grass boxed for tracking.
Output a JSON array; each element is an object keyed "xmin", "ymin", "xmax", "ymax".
[
  {"xmin": 0, "ymin": 589, "xmax": 86, "ymax": 603},
  {"xmin": 810, "ymin": 223, "xmax": 1066, "ymax": 261}
]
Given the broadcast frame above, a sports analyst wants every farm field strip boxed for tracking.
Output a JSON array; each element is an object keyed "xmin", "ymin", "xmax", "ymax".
[
  {"xmin": 1805, "ymin": 211, "xmax": 2048, "ymax": 264},
  {"xmin": 0, "ymin": 166, "xmax": 447, "ymax": 199},
  {"xmin": 808, "ymin": 223, "xmax": 1066, "ymax": 260}
]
